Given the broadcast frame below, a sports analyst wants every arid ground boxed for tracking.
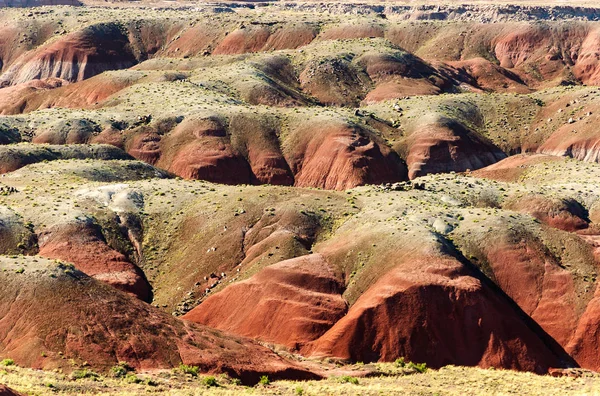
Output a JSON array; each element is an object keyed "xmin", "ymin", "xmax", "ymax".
[{"xmin": 3, "ymin": 1, "xmax": 600, "ymax": 395}]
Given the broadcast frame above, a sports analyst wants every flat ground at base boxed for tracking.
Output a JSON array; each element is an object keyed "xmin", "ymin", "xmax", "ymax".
[
  {"xmin": 79, "ymin": 0, "xmax": 600, "ymax": 7},
  {"xmin": 1, "ymin": 365, "xmax": 600, "ymax": 395},
  {"xmin": 82, "ymin": 0, "xmax": 598, "ymax": 7}
]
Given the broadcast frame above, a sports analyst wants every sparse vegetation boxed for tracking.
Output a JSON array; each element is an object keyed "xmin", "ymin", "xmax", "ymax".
[
  {"xmin": 407, "ymin": 362, "xmax": 428, "ymax": 373},
  {"xmin": 70, "ymin": 369, "xmax": 99, "ymax": 380},
  {"xmin": 178, "ymin": 364, "xmax": 200, "ymax": 377},
  {"xmin": 1, "ymin": 5, "xmax": 600, "ymax": 396},
  {"xmin": 394, "ymin": 357, "xmax": 405, "ymax": 367},
  {"xmin": 202, "ymin": 376, "xmax": 219, "ymax": 387},
  {"xmin": 0, "ymin": 364, "xmax": 598, "ymax": 395},
  {"xmin": 259, "ymin": 375, "xmax": 271, "ymax": 386},
  {"xmin": 339, "ymin": 375, "xmax": 359, "ymax": 385},
  {"xmin": 110, "ymin": 362, "xmax": 134, "ymax": 378}
]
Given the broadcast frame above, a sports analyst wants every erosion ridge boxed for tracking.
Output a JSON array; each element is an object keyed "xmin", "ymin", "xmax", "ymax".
[
  {"xmin": 5, "ymin": 7, "xmax": 600, "ymax": 188},
  {"xmin": 1, "ymin": 154, "xmax": 600, "ymax": 376}
]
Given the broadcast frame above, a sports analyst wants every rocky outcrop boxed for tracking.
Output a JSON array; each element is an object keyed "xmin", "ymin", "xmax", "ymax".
[
  {"xmin": 0, "ymin": 206, "xmax": 36, "ymax": 255},
  {"xmin": 299, "ymin": 58, "xmax": 371, "ymax": 107}
]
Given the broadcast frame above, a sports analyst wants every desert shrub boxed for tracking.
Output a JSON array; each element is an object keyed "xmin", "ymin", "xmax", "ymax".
[
  {"xmin": 179, "ymin": 364, "xmax": 199, "ymax": 377},
  {"xmin": 231, "ymin": 378, "xmax": 242, "ymax": 386},
  {"xmin": 340, "ymin": 375, "xmax": 359, "ymax": 385},
  {"xmin": 0, "ymin": 359, "xmax": 14, "ymax": 366},
  {"xmin": 407, "ymin": 361, "xmax": 427, "ymax": 373},
  {"xmin": 259, "ymin": 375, "xmax": 270, "ymax": 385},
  {"xmin": 202, "ymin": 376, "xmax": 218, "ymax": 387},
  {"xmin": 125, "ymin": 373, "xmax": 142, "ymax": 384},
  {"xmin": 71, "ymin": 369, "xmax": 99, "ymax": 380},
  {"xmin": 110, "ymin": 362, "xmax": 133, "ymax": 378},
  {"xmin": 394, "ymin": 357, "xmax": 405, "ymax": 367}
]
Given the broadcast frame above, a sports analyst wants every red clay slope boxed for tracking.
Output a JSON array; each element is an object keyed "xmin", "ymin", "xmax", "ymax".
[
  {"xmin": 566, "ymin": 283, "xmax": 600, "ymax": 371},
  {"xmin": 0, "ymin": 23, "xmax": 137, "ymax": 86},
  {"xmin": 184, "ymin": 254, "xmax": 347, "ymax": 350},
  {"xmin": 212, "ymin": 23, "xmax": 317, "ymax": 55},
  {"xmin": 0, "ymin": 73, "xmax": 139, "ymax": 115},
  {"xmin": 184, "ymin": 221, "xmax": 574, "ymax": 373},
  {"xmin": 471, "ymin": 154, "xmax": 563, "ymax": 182},
  {"xmin": 0, "ymin": 385, "xmax": 22, "ymax": 396},
  {"xmin": 287, "ymin": 120, "xmax": 408, "ymax": 190},
  {"xmin": 0, "ymin": 257, "xmax": 318, "ymax": 384},
  {"xmin": 303, "ymin": 252, "xmax": 572, "ymax": 373},
  {"xmin": 37, "ymin": 219, "xmax": 152, "ymax": 301},
  {"xmin": 405, "ymin": 118, "xmax": 506, "ymax": 179},
  {"xmin": 156, "ymin": 117, "xmax": 254, "ymax": 185},
  {"xmin": 126, "ymin": 116, "xmax": 404, "ymax": 189},
  {"xmin": 449, "ymin": 211, "xmax": 600, "ymax": 371}
]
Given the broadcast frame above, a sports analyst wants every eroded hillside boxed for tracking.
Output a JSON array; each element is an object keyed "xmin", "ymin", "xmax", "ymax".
[{"xmin": 3, "ymin": 3, "xmax": 600, "ymax": 390}]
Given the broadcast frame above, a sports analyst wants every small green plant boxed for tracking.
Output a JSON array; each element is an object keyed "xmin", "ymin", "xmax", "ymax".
[
  {"xmin": 178, "ymin": 364, "xmax": 199, "ymax": 377},
  {"xmin": 202, "ymin": 375, "xmax": 218, "ymax": 387},
  {"xmin": 110, "ymin": 362, "xmax": 133, "ymax": 378},
  {"xmin": 340, "ymin": 375, "xmax": 359, "ymax": 385},
  {"xmin": 125, "ymin": 373, "xmax": 142, "ymax": 384},
  {"xmin": 231, "ymin": 378, "xmax": 242, "ymax": 386},
  {"xmin": 258, "ymin": 375, "xmax": 270, "ymax": 385},
  {"xmin": 394, "ymin": 357, "xmax": 405, "ymax": 367},
  {"xmin": 0, "ymin": 359, "xmax": 14, "ymax": 366},
  {"xmin": 70, "ymin": 369, "xmax": 99, "ymax": 380},
  {"xmin": 407, "ymin": 361, "xmax": 427, "ymax": 373},
  {"xmin": 295, "ymin": 386, "xmax": 305, "ymax": 395},
  {"xmin": 110, "ymin": 365, "xmax": 127, "ymax": 378}
]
